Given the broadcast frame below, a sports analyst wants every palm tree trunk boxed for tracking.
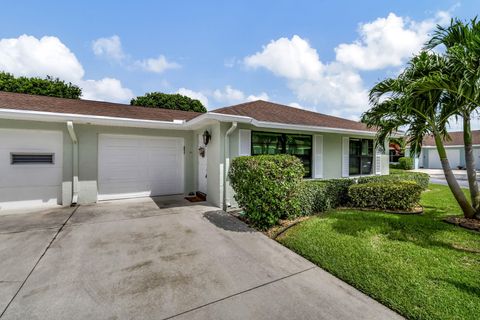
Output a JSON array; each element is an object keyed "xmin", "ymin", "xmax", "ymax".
[
  {"xmin": 435, "ymin": 134, "xmax": 476, "ymax": 218},
  {"xmin": 463, "ymin": 117, "xmax": 480, "ymax": 218}
]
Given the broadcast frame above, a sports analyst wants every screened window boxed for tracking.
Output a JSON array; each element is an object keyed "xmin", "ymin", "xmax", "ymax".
[
  {"xmin": 349, "ymin": 139, "xmax": 373, "ymax": 175},
  {"xmin": 251, "ymin": 131, "xmax": 312, "ymax": 177},
  {"xmin": 11, "ymin": 153, "xmax": 54, "ymax": 165}
]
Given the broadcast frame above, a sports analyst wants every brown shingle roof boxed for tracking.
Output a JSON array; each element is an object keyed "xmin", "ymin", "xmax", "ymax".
[
  {"xmin": 212, "ymin": 100, "xmax": 374, "ymax": 132},
  {"xmin": 422, "ymin": 131, "xmax": 480, "ymax": 146},
  {"xmin": 0, "ymin": 91, "xmax": 201, "ymax": 122}
]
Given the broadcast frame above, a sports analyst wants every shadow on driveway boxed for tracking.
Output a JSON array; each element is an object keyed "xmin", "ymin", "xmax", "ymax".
[{"xmin": 203, "ymin": 210, "xmax": 253, "ymax": 233}]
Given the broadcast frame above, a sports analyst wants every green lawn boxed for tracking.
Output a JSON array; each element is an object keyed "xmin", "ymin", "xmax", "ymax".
[{"xmin": 278, "ymin": 184, "xmax": 480, "ymax": 320}]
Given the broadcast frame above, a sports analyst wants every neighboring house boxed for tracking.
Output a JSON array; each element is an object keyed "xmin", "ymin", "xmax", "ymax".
[
  {"xmin": 0, "ymin": 92, "xmax": 389, "ymax": 211},
  {"xmin": 389, "ymin": 141, "xmax": 404, "ymax": 163},
  {"xmin": 417, "ymin": 131, "xmax": 480, "ymax": 170}
]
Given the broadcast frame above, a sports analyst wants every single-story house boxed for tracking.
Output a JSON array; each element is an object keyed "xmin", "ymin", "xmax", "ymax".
[
  {"xmin": 417, "ymin": 131, "xmax": 480, "ymax": 170},
  {"xmin": 0, "ymin": 91, "xmax": 389, "ymax": 211}
]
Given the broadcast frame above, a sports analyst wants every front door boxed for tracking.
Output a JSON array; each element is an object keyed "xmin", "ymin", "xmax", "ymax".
[{"xmin": 198, "ymin": 134, "xmax": 208, "ymax": 194}]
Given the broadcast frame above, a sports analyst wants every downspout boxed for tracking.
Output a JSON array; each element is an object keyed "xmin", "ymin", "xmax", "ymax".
[
  {"xmin": 66, "ymin": 121, "xmax": 79, "ymax": 206},
  {"xmin": 223, "ymin": 122, "xmax": 238, "ymax": 211}
]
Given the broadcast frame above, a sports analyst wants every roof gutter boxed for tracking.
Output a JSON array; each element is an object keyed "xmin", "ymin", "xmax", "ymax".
[
  {"xmin": 66, "ymin": 121, "xmax": 79, "ymax": 206},
  {"xmin": 0, "ymin": 108, "xmax": 377, "ymax": 136},
  {"xmin": 223, "ymin": 122, "xmax": 237, "ymax": 211}
]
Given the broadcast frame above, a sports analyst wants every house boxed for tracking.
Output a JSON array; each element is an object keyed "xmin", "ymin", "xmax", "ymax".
[
  {"xmin": 0, "ymin": 91, "xmax": 389, "ymax": 211},
  {"xmin": 417, "ymin": 131, "xmax": 480, "ymax": 170}
]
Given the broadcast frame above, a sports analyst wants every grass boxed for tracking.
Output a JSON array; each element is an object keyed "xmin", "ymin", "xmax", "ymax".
[{"xmin": 278, "ymin": 184, "xmax": 480, "ymax": 320}]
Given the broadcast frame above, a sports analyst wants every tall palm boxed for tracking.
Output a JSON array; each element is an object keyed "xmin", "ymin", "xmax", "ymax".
[
  {"xmin": 422, "ymin": 18, "xmax": 480, "ymax": 214},
  {"xmin": 362, "ymin": 52, "xmax": 476, "ymax": 218}
]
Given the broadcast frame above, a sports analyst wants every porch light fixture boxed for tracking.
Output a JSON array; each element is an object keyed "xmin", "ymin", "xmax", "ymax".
[{"xmin": 203, "ymin": 130, "xmax": 211, "ymax": 145}]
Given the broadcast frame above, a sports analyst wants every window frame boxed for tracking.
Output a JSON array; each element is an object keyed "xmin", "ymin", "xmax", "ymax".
[
  {"xmin": 348, "ymin": 138, "xmax": 374, "ymax": 176},
  {"xmin": 250, "ymin": 131, "xmax": 313, "ymax": 178}
]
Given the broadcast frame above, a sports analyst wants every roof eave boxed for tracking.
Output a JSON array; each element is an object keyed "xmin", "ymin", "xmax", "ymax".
[{"xmin": 0, "ymin": 108, "xmax": 378, "ymax": 135}]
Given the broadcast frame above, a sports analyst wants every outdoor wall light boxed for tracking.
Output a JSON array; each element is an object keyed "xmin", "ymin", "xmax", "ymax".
[{"xmin": 203, "ymin": 130, "xmax": 211, "ymax": 145}]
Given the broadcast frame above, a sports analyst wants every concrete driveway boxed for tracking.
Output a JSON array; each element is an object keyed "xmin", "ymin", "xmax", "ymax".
[
  {"xmin": 0, "ymin": 197, "xmax": 402, "ymax": 320},
  {"xmin": 413, "ymin": 168, "xmax": 475, "ymax": 188}
]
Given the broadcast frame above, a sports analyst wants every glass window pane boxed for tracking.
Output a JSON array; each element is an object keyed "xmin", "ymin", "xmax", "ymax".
[
  {"xmin": 286, "ymin": 134, "xmax": 312, "ymax": 178},
  {"xmin": 252, "ymin": 132, "xmax": 283, "ymax": 155},
  {"xmin": 349, "ymin": 157, "xmax": 360, "ymax": 175},
  {"xmin": 361, "ymin": 156, "xmax": 373, "ymax": 174}
]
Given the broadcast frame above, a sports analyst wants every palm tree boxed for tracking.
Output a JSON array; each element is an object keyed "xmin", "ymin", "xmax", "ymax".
[
  {"xmin": 422, "ymin": 18, "xmax": 480, "ymax": 214},
  {"xmin": 362, "ymin": 52, "xmax": 477, "ymax": 218}
]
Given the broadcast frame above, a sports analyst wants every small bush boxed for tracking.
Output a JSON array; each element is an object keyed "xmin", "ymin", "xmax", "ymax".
[
  {"xmin": 229, "ymin": 155, "xmax": 305, "ymax": 229},
  {"xmin": 398, "ymin": 157, "xmax": 414, "ymax": 170},
  {"xmin": 357, "ymin": 172, "xmax": 429, "ymax": 190},
  {"xmin": 348, "ymin": 181, "xmax": 422, "ymax": 210},
  {"xmin": 299, "ymin": 179, "xmax": 355, "ymax": 214},
  {"xmin": 390, "ymin": 163, "xmax": 402, "ymax": 169}
]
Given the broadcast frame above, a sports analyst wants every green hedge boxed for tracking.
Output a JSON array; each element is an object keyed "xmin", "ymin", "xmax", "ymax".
[
  {"xmin": 357, "ymin": 172, "xmax": 429, "ymax": 190},
  {"xmin": 348, "ymin": 181, "xmax": 422, "ymax": 210},
  {"xmin": 229, "ymin": 155, "xmax": 305, "ymax": 229},
  {"xmin": 299, "ymin": 179, "xmax": 355, "ymax": 214},
  {"xmin": 398, "ymin": 157, "xmax": 414, "ymax": 170}
]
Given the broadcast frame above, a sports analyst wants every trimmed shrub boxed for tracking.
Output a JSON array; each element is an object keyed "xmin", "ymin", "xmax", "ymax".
[
  {"xmin": 357, "ymin": 172, "xmax": 429, "ymax": 190},
  {"xmin": 390, "ymin": 163, "xmax": 402, "ymax": 169},
  {"xmin": 398, "ymin": 157, "xmax": 414, "ymax": 170},
  {"xmin": 299, "ymin": 178, "xmax": 355, "ymax": 214},
  {"xmin": 229, "ymin": 155, "xmax": 305, "ymax": 229},
  {"xmin": 348, "ymin": 181, "xmax": 422, "ymax": 210}
]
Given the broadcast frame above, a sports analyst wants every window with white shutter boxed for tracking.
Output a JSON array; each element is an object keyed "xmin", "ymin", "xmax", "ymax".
[
  {"xmin": 342, "ymin": 137, "xmax": 350, "ymax": 177},
  {"xmin": 239, "ymin": 129, "xmax": 251, "ymax": 156},
  {"xmin": 313, "ymin": 135, "xmax": 323, "ymax": 178}
]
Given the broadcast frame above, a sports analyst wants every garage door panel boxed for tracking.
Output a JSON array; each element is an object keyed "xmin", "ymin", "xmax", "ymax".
[
  {"xmin": 428, "ymin": 148, "xmax": 460, "ymax": 169},
  {"xmin": 98, "ymin": 134, "xmax": 184, "ymax": 200},
  {"xmin": 0, "ymin": 129, "xmax": 63, "ymax": 210}
]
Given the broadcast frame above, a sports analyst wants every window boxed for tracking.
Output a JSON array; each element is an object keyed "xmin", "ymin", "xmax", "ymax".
[
  {"xmin": 349, "ymin": 139, "xmax": 373, "ymax": 176},
  {"xmin": 251, "ymin": 131, "xmax": 312, "ymax": 177},
  {"xmin": 11, "ymin": 153, "xmax": 54, "ymax": 165}
]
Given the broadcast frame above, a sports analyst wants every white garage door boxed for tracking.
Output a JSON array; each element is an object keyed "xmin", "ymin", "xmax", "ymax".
[
  {"xmin": 98, "ymin": 134, "xmax": 184, "ymax": 200},
  {"xmin": 0, "ymin": 129, "xmax": 63, "ymax": 210},
  {"xmin": 428, "ymin": 148, "xmax": 460, "ymax": 169}
]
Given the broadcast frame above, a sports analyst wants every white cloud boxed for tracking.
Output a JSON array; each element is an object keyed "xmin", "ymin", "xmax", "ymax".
[
  {"xmin": 244, "ymin": 35, "xmax": 323, "ymax": 80},
  {"xmin": 335, "ymin": 12, "xmax": 450, "ymax": 70},
  {"xmin": 177, "ymin": 87, "xmax": 209, "ymax": 107},
  {"xmin": 288, "ymin": 102, "xmax": 304, "ymax": 109},
  {"xmin": 80, "ymin": 78, "xmax": 133, "ymax": 102},
  {"xmin": 92, "ymin": 35, "xmax": 125, "ymax": 62},
  {"xmin": 212, "ymin": 85, "xmax": 269, "ymax": 104},
  {"xmin": 134, "ymin": 55, "xmax": 180, "ymax": 73},
  {"xmin": 243, "ymin": 10, "xmax": 450, "ymax": 118},
  {"xmin": 246, "ymin": 92, "xmax": 269, "ymax": 102},
  {"xmin": 0, "ymin": 34, "xmax": 84, "ymax": 82},
  {"xmin": 92, "ymin": 35, "xmax": 180, "ymax": 74},
  {"xmin": 0, "ymin": 34, "xmax": 133, "ymax": 103}
]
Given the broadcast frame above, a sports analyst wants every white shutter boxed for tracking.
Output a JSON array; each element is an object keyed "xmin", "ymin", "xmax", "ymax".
[
  {"xmin": 239, "ymin": 129, "xmax": 251, "ymax": 156},
  {"xmin": 375, "ymin": 147, "xmax": 382, "ymax": 175},
  {"xmin": 342, "ymin": 137, "xmax": 350, "ymax": 177},
  {"xmin": 313, "ymin": 135, "xmax": 324, "ymax": 178}
]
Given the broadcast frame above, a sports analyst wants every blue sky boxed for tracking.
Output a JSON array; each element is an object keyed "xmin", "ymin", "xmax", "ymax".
[{"xmin": 0, "ymin": 0, "xmax": 477, "ymax": 122}]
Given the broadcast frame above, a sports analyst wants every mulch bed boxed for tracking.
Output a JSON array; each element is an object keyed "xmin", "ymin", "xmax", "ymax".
[
  {"xmin": 337, "ymin": 206, "xmax": 424, "ymax": 215},
  {"xmin": 265, "ymin": 216, "xmax": 312, "ymax": 239},
  {"xmin": 444, "ymin": 216, "xmax": 480, "ymax": 232}
]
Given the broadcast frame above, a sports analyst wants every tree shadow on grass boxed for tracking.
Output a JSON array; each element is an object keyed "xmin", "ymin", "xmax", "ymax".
[
  {"xmin": 430, "ymin": 277, "xmax": 480, "ymax": 297},
  {"xmin": 328, "ymin": 210, "xmax": 479, "ymax": 254}
]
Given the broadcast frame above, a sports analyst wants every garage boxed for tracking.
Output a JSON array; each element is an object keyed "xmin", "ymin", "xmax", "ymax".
[
  {"xmin": 0, "ymin": 129, "xmax": 63, "ymax": 210},
  {"xmin": 428, "ymin": 148, "xmax": 461, "ymax": 169},
  {"xmin": 98, "ymin": 134, "xmax": 184, "ymax": 200}
]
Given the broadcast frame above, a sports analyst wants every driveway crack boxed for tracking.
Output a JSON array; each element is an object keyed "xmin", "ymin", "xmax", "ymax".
[
  {"xmin": 0, "ymin": 206, "xmax": 80, "ymax": 318},
  {"xmin": 161, "ymin": 266, "xmax": 317, "ymax": 320}
]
